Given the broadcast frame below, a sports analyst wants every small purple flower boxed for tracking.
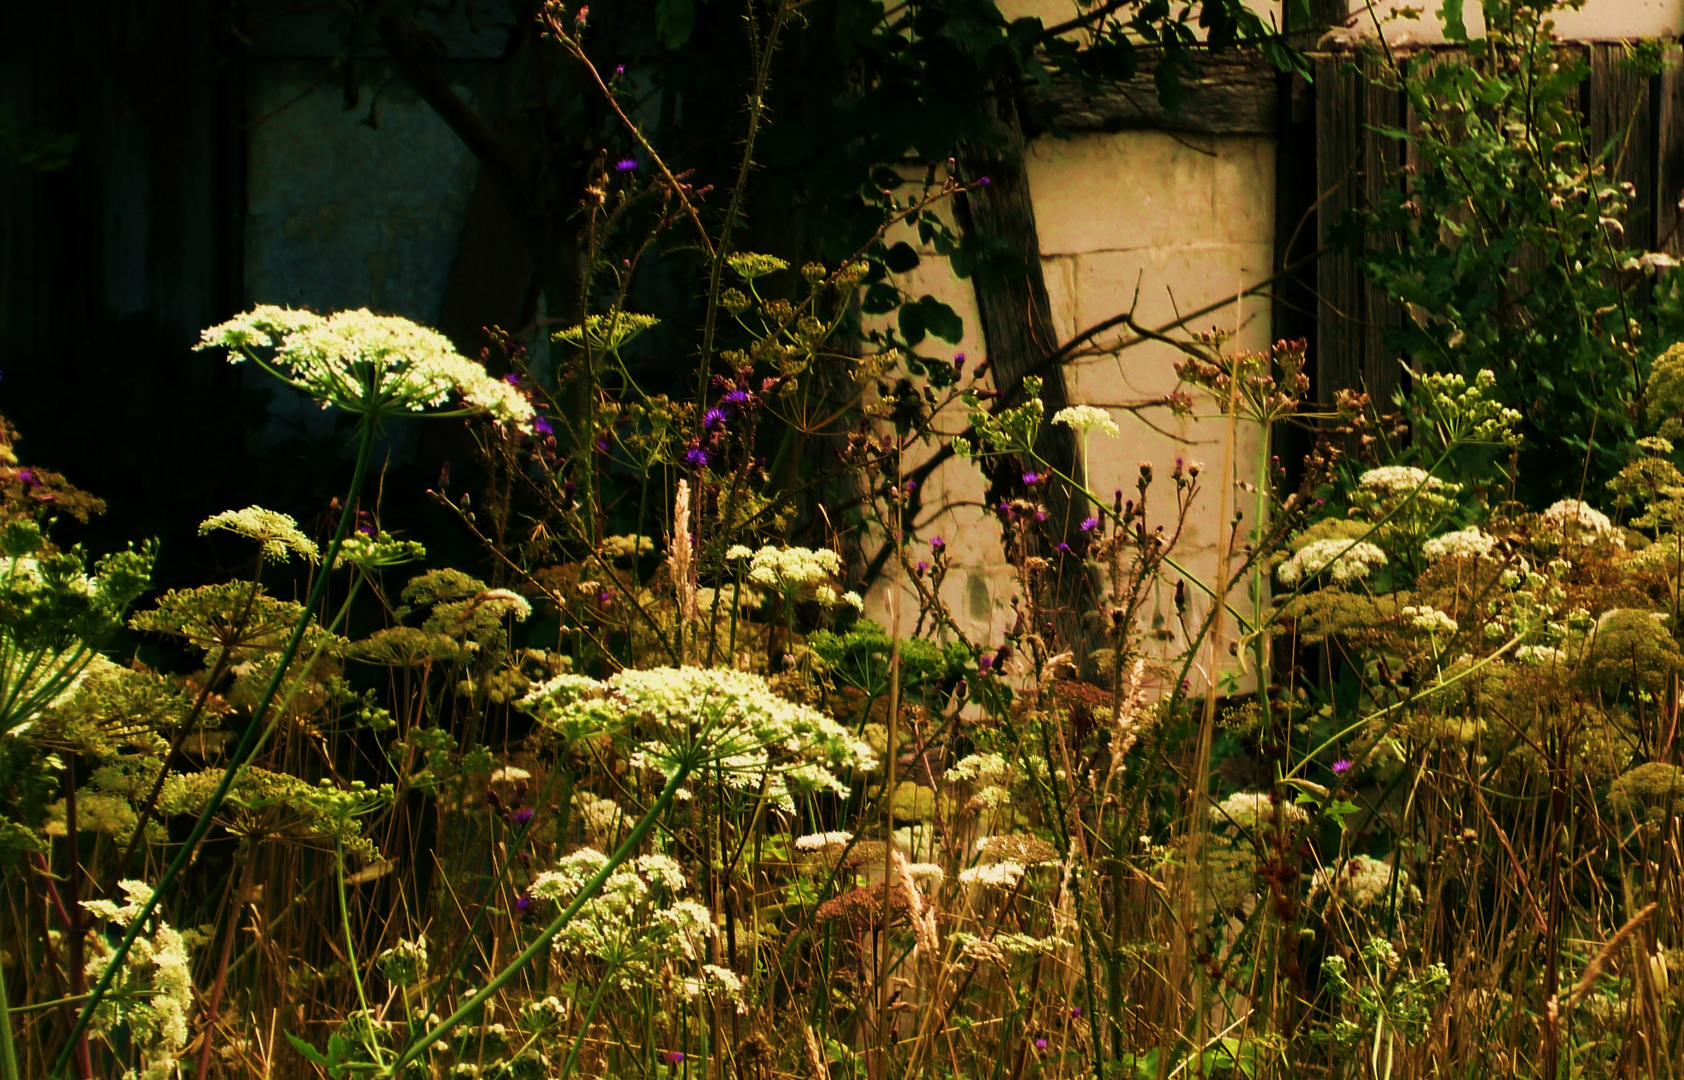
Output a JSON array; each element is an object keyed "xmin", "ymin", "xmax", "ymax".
[
  {"xmin": 1022, "ymin": 471, "xmax": 1040, "ymax": 485},
  {"xmin": 1035, "ymin": 1039, "xmax": 1048, "ymax": 1050},
  {"xmin": 953, "ymin": 352, "xmax": 966, "ymax": 371},
  {"xmin": 357, "ymin": 523, "xmax": 376, "ymax": 536},
  {"xmin": 598, "ymin": 588, "xmax": 614, "ymax": 607},
  {"xmin": 723, "ymin": 387, "xmax": 752, "ymax": 407},
  {"xmin": 1070, "ymin": 1007, "xmax": 1081, "ymax": 1018},
  {"xmin": 664, "ymin": 1051, "xmax": 685, "ymax": 1065},
  {"xmin": 977, "ymin": 654, "xmax": 993, "ymax": 674},
  {"xmin": 614, "ymin": 63, "xmax": 625, "ymax": 76},
  {"xmin": 615, "ymin": 158, "xmax": 640, "ymax": 172},
  {"xmin": 532, "ymin": 415, "xmax": 554, "ymax": 436},
  {"xmin": 978, "ymin": 176, "xmax": 992, "ymax": 186},
  {"xmin": 1080, "ymin": 516, "xmax": 1099, "ymax": 532},
  {"xmin": 1056, "ymin": 542, "xmax": 1072, "ymax": 554},
  {"xmin": 1332, "ymin": 758, "xmax": 1353, "ymax": 775},
  {"xmin": 596, "ymin": 436, "xmax": 609, "ymax": 453},
  {"xmin": 1033, "ymin": 509, "xmax": 1047, "ymax": 522},
  {"xmin": 516, "ymin": 892, "xmax": 533, "ymax": 912},
  {"xmin": 904, "ymin": 479, "xmax": 918, "ymax": 494},
  {"xmin": 511, "ymin": 809, "xmax": 534, "ymax": 826},
  {"xmin": 504, "ymin": 372, "xmax": 521, "ymax": 385},
  {"xmin": 930, "ymin": 536, "xmax": 945, "ymax": 551},
  {"xmin": 685, "ymin": 443, "xmax": 710, "ymax": 468},
  {"xmin": 15, "ymin": 470, "xmax": 35, "ymax": 489},
  {"xmin": 703, "ymin": 408, "xmax": 729, "ymax": 431},
  {"xmin": 916, "ymin": 561, "xmax": 929, "ymax": 575}
]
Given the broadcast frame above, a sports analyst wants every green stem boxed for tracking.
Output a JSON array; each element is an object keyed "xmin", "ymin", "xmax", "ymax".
[
  {"xmin": 336, "ymin": 839, "xmax": 388, "ymax": 1069},
  {"xmin": 0, "ymin": 939, "xmax": 19, "ymax": 1080},
  {"xmin": 555, "ymin": 965, "xmax": 614, "ymax": 1080},
  {"xmin": 381, "ymin": 761, "xmax": 695, "ymax": 1077},
  {"xmin": 50, "ymin": 417, "xmax": 380, "ymax": 1079}
]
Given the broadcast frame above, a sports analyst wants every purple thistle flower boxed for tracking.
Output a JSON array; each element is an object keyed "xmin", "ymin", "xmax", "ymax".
[
  {"xmin": 1332, "ymin": 758, "xmax": 1354, "ymax": 775},
  {"xmin": 722, "ymin": 388, "xmax": 752, "ymax": 407},
  {"xmin": 1033, "ymin": 509, "xmax": 1047, "ymax": 522},
  {"xmin": 504, "ymin": 372, "xmax": 521, "ymax": 385},
  {"xmin": 977, "ymin": 654, "xmax": 993, "ymax": 674},
  {"xmin": 916, "ymin": 561, "xmax": 929, "ymax": 575},
  {"xmin": 685, "ymin": 443, "xmax": 710, "ymax": 468},
  {"xmin": 615, "ymin": 158, "xmax": 640, "ymax": 172},
  {"xmin": 532, "ymin": 415, "xmax": 554, "ymax": 436},
  {"xmin": 598, "ymin": 588, "xmax": 614, "ymax": 607},
  {"xmin": 596, "ymin": 436, "xmax": 609, "ymax": 453},
  {"xmin": 953, "ymin": 352, "xmax": 966, "ymax": 371},
  {"xmin": 930, "ymin": 536, "xmax": 945, "ymax": 551},
  {"xmin": 511, "ymin": 809, "xmax": 534, "ymax": 826},
  {"xmin": 703, "ymin": 408, "xmax": 729, "ymax": 431},
  {"xmin": 978, "ymin": 176, "xmax": 992, "ymax": 186},
  {"xmin": 664, "ymin": 1051, "xmax": 685, "ymax": 1065},
  {"xmin": 904, "ymin": 479, "xmax": 918, "ymax": 494},
  {"xmin": 1035, "ymin": 1039, "xmax": 1048, "ymax": 1050},
  {"xmin": 516, "ymin": 892, "xmax": 533, "ymax": 912},
  {"xmin": 1070, "ymin": 1007, "xmax": 1082, "ymax": 1018},
  {"xmin": 1056, "ymin": 542, "xmax": 1072, "ymax": 554},
  {"xmin": 1081, "ymin": 516, "xmax": 1101, "ymax": 532},
  {"xmin": 1022, "ymin": 471, "xmax": 1040, "ymax": 485},
  {"xmin": 357, "ymin": 524, "xmax": 376, "ymax": 536},
  {"xmin": 15, "ymin": 470, "xmax": 35, "ymax": 489},
  {"xmin": 614, "ymin": 63, "xmax": 625, "ymax": 75}
]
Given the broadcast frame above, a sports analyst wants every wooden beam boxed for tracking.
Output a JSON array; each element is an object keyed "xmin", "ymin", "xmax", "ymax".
[{"xmin": 1032, "ymin": 52, "xmax": 1279, "ymax": 137}]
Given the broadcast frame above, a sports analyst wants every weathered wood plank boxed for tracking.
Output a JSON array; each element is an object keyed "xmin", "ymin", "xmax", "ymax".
[
  {"xmin": 1033, "ymin": 52, "xmax": 1278, "ymax": 136},
  {"xmin": 1315, "ymin": 54, "xmax": 1364, "ymax": 405},
  {"xmin": 1588, "ymin": 42, "xmax": 1656, "ymax": 251},
  {"xmin": 1361, "ymin": 63, "xmax": 1403, "ymax": 406},
  {"xmin": 1653, "ymin": 45, "xmax": 1684, "ymax": 254}
]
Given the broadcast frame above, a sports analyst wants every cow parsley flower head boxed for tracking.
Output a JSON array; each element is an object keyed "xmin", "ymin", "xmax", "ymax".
[
  {"xmin": 528, "ymin": 851, "xmax": 714, "ymax": 987},
  {"xmin": 1422, "ymin": 526, "xmax": 1497, "ymax": 562},
  {"xmin": 959, "ymin": 861, "xmax": 1026, "ymax": 888},
  {"xmin": 1052, "ymin": 405, "xmax": 1120, "ymax": 439},
  {"xmin": 1402, "ymin": 605, "xmax": 1458, "ymax": 635},
  {"xmin": 377, "ymin": 934, "xmax": 428, "ymax": 984},
  {"xmin": 1542, "ymin": 499, "xmax": 1620, "ymax": 543},
  {"xmin": 199, "ymin": 306, "xmax": 533, "ymax": 422},
  {"xmin": 1211, "ymin": 791, "xmax": 1307, "ymax": 832},
  {"xmin": 795, "ymin": 830, "xmax": 854, "ymax": 850},
  {"xmin": 519, "ymin": 666, "xmax": 875, "ymax": 810},
  {"xmin": 1310, "ymin": 854, "xmax": 1418, "ymax": 908},
  {"xmin": 1358, "ymin": 466, "xmax": 1456, "ymax": 496},
  {"xmin": 744, "ymin": 545, "xmax": 851, "ymax": 606},
  {"xmin": 81, "ymin": 880, "xmax": 195, "ymax": 1080},
  {"xmin": 199, "ymin": 506, "xmax": 320, "ymax": 564},
  {"xmin": 1277, "ymin": 539, "xmax": 1387, "ymax": 586}
]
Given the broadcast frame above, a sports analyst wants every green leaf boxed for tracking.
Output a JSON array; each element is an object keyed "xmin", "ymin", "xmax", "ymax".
[
  {"xmin": 286, "ymin": 1032, "xmax": 331, "ymax": 1070},
  {"xmin": 1437, "ymin": 0, "xmax": 1468, "ymax": 42},
  {"xmin": 656, "ymin": 0, "xmax": 694, "ymax": 49}
]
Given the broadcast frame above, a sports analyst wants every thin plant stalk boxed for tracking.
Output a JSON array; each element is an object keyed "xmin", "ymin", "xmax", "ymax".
[{"xmin": 50, "ymin": 415, "xmax": 380, "ymax": 1079}]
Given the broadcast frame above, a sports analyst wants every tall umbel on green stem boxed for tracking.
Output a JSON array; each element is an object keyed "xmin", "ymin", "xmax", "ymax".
[{"xmin": 50, "ymin": 307, "xmax": 535, "ymax": 1078}]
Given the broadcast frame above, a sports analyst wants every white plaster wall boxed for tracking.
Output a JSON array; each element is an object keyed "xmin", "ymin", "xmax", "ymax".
[{"xmin": 1029, "ymin": 130, "xmax": 1273, "ymax": 687}]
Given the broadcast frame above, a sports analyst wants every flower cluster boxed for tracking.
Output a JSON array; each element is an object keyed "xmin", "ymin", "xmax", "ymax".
[
  {"xmin": 1422, "ymin": 526, "xmax": 1497, "ymax": 562},
  {"xmin": 1276, "ymin": 538, "xmax": 1388, "ymax": 586},
  {"xmin": 199, "ymin": 506, "xmax": 319, "ymax": 564},
  {"xmin": 1051, "ymin": 405, "xmax": 1120, "ymax": 439},
  {"xmin": 1211, "ymin": 791, "xmax": 1307, "ymax": 832},
  {"xmin": 519, "ymin": 666, "xmax": 876, "ymax": 809},
  {"xmin": 732, "ymin": 545, "xmax": 860, "ymax": 609},
  {"xmin": 1402, "ymin": 605, "xmax": 1458, "ymax": 635},
  {"xmin": 1542, "ymin": 498, "xmax": 1620, "ymax": 541},
  {"xmin": 1310, "ymin": 854, "xmax": 1418, "ymax": 909},
  {"xmin": 81, "ymin": 880, "xmax": 194, "ymax": 1080},
  {"xmin": 527, "ymin": 850, "xmax": 715, "ymax": 989},
  {"xmin": 199, "ymin": 306, "xmax": 533, "ymax": 422}
]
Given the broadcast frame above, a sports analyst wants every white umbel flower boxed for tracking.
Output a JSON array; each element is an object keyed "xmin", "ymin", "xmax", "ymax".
[
  {"xmin": 1052, "ymin": 405, "xmax": 1120, "ymax": 438},
  {"xmin": 199, "ymin": 506, "xmax": 320, "ymax": 564},
  {"xmin": 1542, "ymin": 499, "xmax": 1620, "ymax": 542},
  {"xmin": 199, "ymin": 306, "xmax": 533, "ymax": 422},
  {"xmin": 1277, "ymin": 539, "xmax": 1387, "ymax": 586},
  {"xmin": 1422, "ymin": 526, "xmax": 1497, "ymax": 562}
]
